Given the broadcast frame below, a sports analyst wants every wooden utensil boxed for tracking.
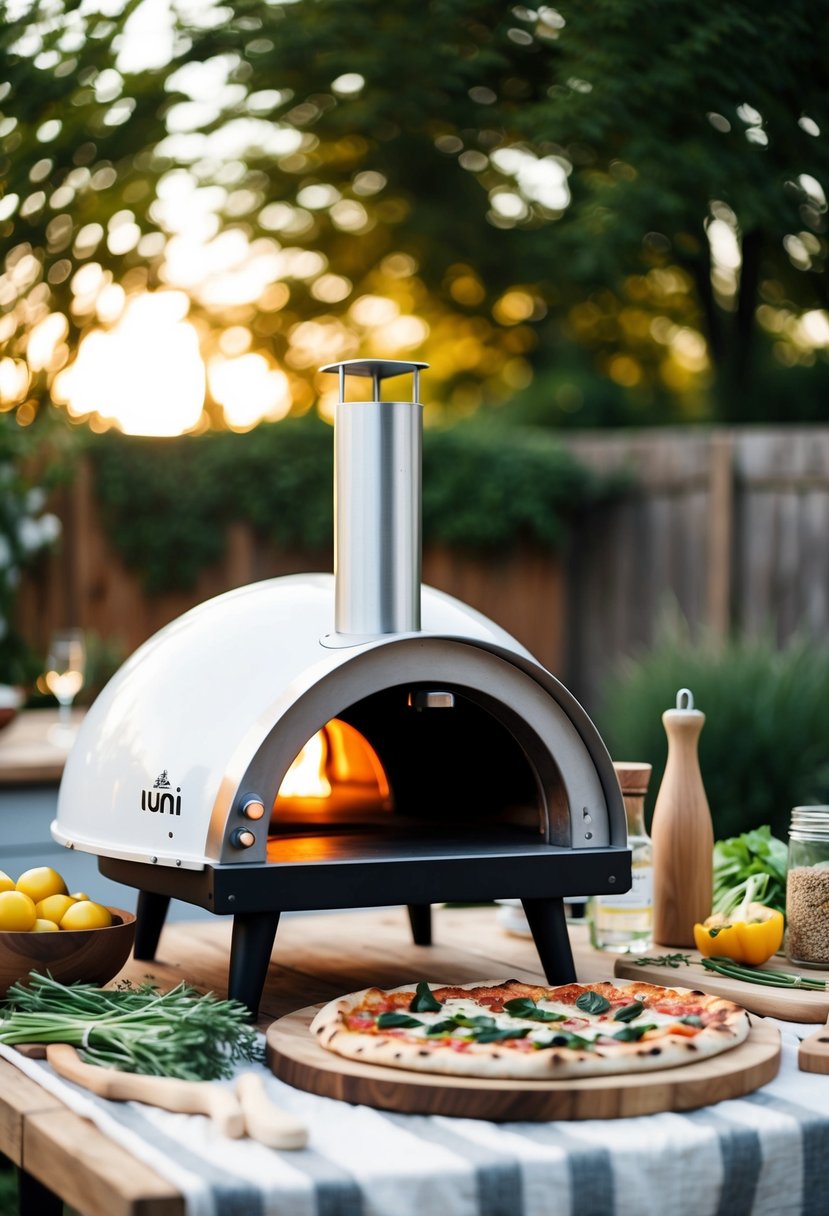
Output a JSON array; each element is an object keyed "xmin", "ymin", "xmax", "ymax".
[
  {"xmin": 46, "ymin": 1044, "xmax": 246, "ymax": 1138},
  {"xmin": 798, "ymin": 1017, "xmax": 829, "ymax": 1074},
  {"xmin": 236, "ymin": 1072, "xmax": 308, "ymax": 1149},
  {"xmin": 39, "ymin": 1045, "xmax": 310, "ymax": 1148}
]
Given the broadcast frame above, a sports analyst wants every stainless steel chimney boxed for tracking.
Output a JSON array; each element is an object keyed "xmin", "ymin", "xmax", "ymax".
[{"xmin": 322, "ymin": 359, "xmax": 428, "ymax": 637}]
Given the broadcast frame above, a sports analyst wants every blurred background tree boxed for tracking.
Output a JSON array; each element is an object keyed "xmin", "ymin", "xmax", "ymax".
[{"xmin": 0, "ymin": 0, "xmax": 826, "ymax": 435}]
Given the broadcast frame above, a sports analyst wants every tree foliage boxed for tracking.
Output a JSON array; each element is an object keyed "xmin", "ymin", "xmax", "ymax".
[
  {"xmin": 0, "ymin": 0, "xmax": 826, "ymax": 428},
  {"xmin": 86, "ymin": 416, "xmax": 615, "ymax": 591}
]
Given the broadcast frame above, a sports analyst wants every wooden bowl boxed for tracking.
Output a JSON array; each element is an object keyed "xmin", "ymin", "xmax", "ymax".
[{"xmin": 0, "ymin": 908, "xmax": 136, "ymax": 998}]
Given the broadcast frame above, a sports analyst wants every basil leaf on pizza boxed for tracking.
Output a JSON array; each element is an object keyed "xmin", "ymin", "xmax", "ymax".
[
  {"xmin": 409, "ymin": 982, "xmax": 442, "ymax": 1013},
  {"xmin": 575, "ymin": 991, "xmax": 611, "ymax": 1015},
  {"xmin": 612, "ymin": 1024, "xmax": 657, "ymax": 1041},
  {"xmin": 613, "ymin": 1001, "xmax": 645, "ymax": 1023},
  {"xmin": 376, "ymin": 1012, "xmax": 424, "ymax": 1029},
  {"xmin": 309, "ymin": 980, "xmax": 750, "ymax": 1080},
  {"xmin": 503, "ymin": 997, "xmax": 567, "ymax": 1023}
]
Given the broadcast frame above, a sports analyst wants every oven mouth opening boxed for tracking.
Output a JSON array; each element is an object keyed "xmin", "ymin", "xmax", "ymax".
[{"xmin": 267, "ymin": 684, "xmax": 553, "ymax": 863}]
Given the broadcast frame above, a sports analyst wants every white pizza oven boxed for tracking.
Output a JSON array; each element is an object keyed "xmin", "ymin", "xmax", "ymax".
[{"xmin": 53, "ymin": 359, "xmax": 630, "ymax": 1015}]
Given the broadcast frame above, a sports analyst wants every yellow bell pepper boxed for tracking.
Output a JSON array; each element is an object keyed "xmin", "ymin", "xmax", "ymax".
[{"xmin": 693, "ymin": 902, "xmax": 784, "ymax": 966}]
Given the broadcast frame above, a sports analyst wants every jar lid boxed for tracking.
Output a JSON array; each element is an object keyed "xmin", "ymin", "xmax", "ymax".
[{"xmin": 789, "ymin": 806, "xmax": 829, "ymax": 841}]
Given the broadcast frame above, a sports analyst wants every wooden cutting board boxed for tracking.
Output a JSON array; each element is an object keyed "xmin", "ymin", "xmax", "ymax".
[
  {"xmin": 614, "ymin": 952, "xmax": 829, "ymax": 1022},
  {"xmin": 266, "ymin": 1005, "xmax": 780, "ymax": 1121}
]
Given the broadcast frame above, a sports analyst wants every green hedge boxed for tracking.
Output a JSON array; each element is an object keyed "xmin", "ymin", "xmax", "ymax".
[
  {"xmin": 86, "ymin": 418, "xmax": 621, "ymax": 593},
  {"xmin": 596, "ymin": 628, "xmax": 829, "ymax": 843}
]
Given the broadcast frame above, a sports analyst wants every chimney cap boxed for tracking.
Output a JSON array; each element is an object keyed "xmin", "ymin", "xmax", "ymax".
[{"xmin": 321, "ymin": 358, "xmax": 429, "ymax": 382}]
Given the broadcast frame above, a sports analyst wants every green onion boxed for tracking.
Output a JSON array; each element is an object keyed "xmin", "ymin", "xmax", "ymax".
[
  {"xmin": 0, "ymin": 972, "xmax": 263, "ymax": 1081},
  {"xmin": 701, "ymin": 957, "xmax": 828, "ymax": 990}
]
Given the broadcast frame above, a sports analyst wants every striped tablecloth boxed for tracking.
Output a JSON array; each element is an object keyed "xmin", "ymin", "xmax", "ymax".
[{"xmin": 2, "ymin": 1019, "xmax": 828, "ymax": 1216}]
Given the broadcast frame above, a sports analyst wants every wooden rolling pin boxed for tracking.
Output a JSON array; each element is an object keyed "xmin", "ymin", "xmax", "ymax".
[{"xmin": 45, "ymin": 1044, "xmax": 308, "ymax": 1148}]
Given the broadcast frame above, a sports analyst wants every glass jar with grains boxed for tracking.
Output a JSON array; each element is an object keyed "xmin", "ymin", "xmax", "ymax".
[{"xmin": 785, "ymin": 807, "xmax": 829, "ymax": 969}]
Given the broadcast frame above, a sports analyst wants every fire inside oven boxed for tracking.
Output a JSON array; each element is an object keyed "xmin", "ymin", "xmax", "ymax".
[{"xmin": 270, "ymin": 683, "xmax": 546, "ymax": 849}]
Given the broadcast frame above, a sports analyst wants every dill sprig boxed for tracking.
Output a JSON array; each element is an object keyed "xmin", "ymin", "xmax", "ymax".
[{"xmin": 0, "ymin": 973, "xmax": 263, "ymax": 1081}]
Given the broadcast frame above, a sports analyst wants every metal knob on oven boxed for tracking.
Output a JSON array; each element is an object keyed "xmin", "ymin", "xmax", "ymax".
[
  {"xmin": 239, "ymin": 795, "xmax": 266, "ymax": 821},
  {"xmin": 230, "ymin": 827, "xmax": 256, "ymax": 849}
]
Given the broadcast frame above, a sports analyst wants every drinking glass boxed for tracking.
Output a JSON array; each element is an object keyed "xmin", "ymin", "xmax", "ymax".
[{"xmin": 44, "ymin": 629, "xmax": 86, "ymax": 745}]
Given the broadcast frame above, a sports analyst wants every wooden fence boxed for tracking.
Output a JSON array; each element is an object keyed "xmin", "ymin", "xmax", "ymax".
[
  {"xmin": 16, "ymin": 426, "xmax": 829, "ymax": 717},
  {"xmin": 561, "ymin": 427, "xmax": 829, "ymax": 707}
]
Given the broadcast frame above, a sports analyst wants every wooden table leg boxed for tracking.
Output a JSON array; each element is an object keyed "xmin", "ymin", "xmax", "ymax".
[{"xmin": 18, "ymin": 1166, "xmax": 62, "ymax": 1216}]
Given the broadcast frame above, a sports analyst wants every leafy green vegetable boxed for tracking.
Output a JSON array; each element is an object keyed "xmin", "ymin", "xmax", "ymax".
[
  {"xmin": 575, "ymin": 991, "xmax": 611, "ymax": 1015},
  {"xmin": 712, "ymin": 826, "xmax": 788, "ymax": 919},
  {"xmin": 409, "ymin": 982, "xmax": 442, "ymax": 1013},
  {"xmin": 613, "ymin": 1002, "xmax": 645, "ymax": 1023},
  {"xmin": 503, "ymin": 998, "xmax": 567, "ymax": 1023},
  {"xmin": 0, "ymin": 974, "xmax": 261, "ymax": 1081},
  {"xmin": 679, "ymin": 1015, "xmax": 704, "ymax": 1028},
  {"xmin": 377, "ymin": 1012, "xmax": 424, "ymax": 1029}
]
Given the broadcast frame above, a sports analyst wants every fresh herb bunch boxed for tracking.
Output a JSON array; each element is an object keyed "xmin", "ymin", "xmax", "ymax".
[{"xmin": 0, "ymin": 974, "xmax": 263, "ymax": 1081}]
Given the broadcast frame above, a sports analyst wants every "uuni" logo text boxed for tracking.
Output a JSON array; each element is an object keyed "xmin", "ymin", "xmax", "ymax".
[{"xmin": 140, "ymin": 769, "xmax": 182, "ymax": 816}]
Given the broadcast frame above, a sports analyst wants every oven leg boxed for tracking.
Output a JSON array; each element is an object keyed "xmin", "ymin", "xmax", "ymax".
[
  {"xmin": 521, "ymin": 897, "xmax": 577, "ymax": 984},
  {"xmin": 228, "ymin": 911, "xmax": 281, "ymax": 1018},
  {"xmin": 133, "ymin": 891, "xmax": 171, "ymax": 961},
  {"xmin": 406, "ymin": 903, "xmax": 432, "ymax": 945},
  {"xmin": 18, "ymin": 1167, "xmax": 62, "ymax": 1216}
]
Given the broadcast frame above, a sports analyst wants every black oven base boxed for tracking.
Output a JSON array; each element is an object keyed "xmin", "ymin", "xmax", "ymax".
[{"xmin": 101, "ymin": 843, "xmax": 631, "ymax": 1017}]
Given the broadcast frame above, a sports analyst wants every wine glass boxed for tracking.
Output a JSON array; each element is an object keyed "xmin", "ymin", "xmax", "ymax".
[{"xmin": 44, "ymin": 629, "xmax": 86, "ymax": 746}]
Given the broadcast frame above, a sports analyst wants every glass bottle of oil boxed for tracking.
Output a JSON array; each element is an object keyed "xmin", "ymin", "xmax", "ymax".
[{"xmin": 589, "ymin": 761, "xmax": 653, "ymax": 953}]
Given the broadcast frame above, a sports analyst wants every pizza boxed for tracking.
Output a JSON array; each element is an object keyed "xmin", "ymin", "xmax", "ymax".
[{"xmin": 309, "ymin": 978, "xmax": 750, "ymax": 1080}]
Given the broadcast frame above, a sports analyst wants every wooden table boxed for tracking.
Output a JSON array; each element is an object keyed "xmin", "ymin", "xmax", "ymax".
[
  {"xmin": 1, "ymin": 905, "xmax": 618, "ymax": 1216},
  {"xmin": 0, "ymin": 708, "xmax": 85, "ymax": 785}
]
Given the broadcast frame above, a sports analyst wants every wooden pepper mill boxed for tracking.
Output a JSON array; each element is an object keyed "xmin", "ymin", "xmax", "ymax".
[{"xmin": 651, "ymin": 687, "xmax": 714, "ymax": 947}]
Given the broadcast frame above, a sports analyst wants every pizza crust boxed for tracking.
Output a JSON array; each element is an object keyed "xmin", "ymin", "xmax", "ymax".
[{"xmin": 308, "ymin": 979, "xmax": 750, "ymax": 1081}]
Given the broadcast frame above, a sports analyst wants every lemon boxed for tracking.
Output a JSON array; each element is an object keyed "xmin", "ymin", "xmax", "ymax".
[
  {"xmin": 0, "ymin": 890, "xmax": 37, "ymax": 931},
  {"xmin": 69, "ymin": 891, "xmax": 89, "ymax": 902},
  {"xmin": 36, "ymin": 893, "xmax": 77, "ymax": 924},
  {"xmin": 33, "ymin": 917, "xmax": 60, "ymax": 933},
  {"xmin": 60, "ymin": 900, "xmax": 112, "ymax": 931},
  {"xmin": 0, "ymin": 870, "xmax": 15, "ymax": 894},
  {"xmin": 16, "ymin": 866, "xmax": 67, "ymax": 905}
]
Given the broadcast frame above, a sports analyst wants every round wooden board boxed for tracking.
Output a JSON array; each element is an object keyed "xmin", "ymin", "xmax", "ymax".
[{"xmin": 266, "ymin": 1006, "xmax": 781, "ymax": 1121}]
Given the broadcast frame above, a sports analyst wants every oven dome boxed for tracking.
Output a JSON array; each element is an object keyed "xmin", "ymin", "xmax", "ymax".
[{"xmin": 52, "ymin": 572, "xmax": 624, "ymax": 871}]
